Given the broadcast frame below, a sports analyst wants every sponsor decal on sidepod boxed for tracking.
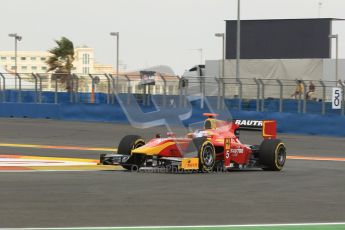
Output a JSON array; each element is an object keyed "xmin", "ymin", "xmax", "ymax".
[{"xmin": 234, "ymin": 120, "xmax": 263, "ymax": 127}]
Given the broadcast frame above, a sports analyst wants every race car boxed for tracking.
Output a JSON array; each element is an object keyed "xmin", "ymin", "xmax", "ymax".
[{"xmin": 100, "ymin": 113, "xmax": 286, "ymax": 172}]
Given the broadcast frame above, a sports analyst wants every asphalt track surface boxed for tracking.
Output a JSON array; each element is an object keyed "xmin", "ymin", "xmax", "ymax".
[{"xmin": 0, "ymin": 118, "xmax": 344, "ymax": 228}]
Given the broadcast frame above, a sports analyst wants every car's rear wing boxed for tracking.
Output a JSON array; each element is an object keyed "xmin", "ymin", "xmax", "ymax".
[{"xmin": 233, "ymin": 119, "xmax": 276, "ymax": 139}]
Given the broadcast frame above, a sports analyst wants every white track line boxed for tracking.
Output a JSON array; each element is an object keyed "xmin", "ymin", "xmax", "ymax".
[
  {"xmin": 4, "ymin": 222, "xmax": 345, "ymax": 229},
  {"xmin": 0, "ymin": 158, "xmax": 96, "ymax": 167}
]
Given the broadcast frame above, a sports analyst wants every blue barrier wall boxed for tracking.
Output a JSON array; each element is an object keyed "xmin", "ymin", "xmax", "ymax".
[
  {"xmin": 1, "ymin": 101, "xmax": 345, "ymax": 137},
  {"xmin": 1, "ymin": 90, "xmax": 343, "ymax": 115},
  {"xmin": 229, "ymin": 110, "xmax": 345, "ymax": 137},
  {"xmin": 0, "ymin": 103, "xmax": 60, "ymax": 119}
]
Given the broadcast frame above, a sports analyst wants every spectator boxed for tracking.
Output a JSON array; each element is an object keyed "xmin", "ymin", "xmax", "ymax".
[
  {"xmin": 291, "ymin": 80, "xmax": 305, "ymax": 99},
  {"xmin": 306, "ymin": 81, "xmax": 316, "ymax": 100}
]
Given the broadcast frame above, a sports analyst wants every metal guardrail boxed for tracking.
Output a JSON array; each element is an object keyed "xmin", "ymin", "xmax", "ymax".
[{"xmin": 0, "ymin": 72, "xmax": 343, "ymax": 116}]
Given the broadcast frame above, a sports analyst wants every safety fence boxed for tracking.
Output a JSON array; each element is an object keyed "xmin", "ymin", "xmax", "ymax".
[{"xmin": 0, "ymin": 72, "xmax": 344, "ymax": 116}]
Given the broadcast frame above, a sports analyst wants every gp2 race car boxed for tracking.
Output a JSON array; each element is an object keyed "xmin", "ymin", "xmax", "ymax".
[{"xmin": 100, "ymin": 113, "xmax": 287, "ymax": 172}]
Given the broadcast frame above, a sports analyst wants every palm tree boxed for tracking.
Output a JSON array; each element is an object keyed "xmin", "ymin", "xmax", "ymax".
[{"xmin": 46, "ymin": 37, "xmax": 75, "ymax": 91}]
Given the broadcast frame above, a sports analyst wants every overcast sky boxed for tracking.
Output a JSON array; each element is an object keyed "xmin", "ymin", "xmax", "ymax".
[{"xmin": 1, "ymin": 0, "xmax": 344, "ymax": 75}]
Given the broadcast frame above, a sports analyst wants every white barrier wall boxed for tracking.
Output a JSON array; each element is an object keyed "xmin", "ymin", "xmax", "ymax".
[
  {"xmin": 205, "ymin": 59, "xmax": 345, "ymax": 100},
  {"xmin": 323, "ymin": 59, "xmax": 345, "ymax": 82},
  {"xmin": 206, "ymin": 58, "xmax": 345, "ymax": 82}
]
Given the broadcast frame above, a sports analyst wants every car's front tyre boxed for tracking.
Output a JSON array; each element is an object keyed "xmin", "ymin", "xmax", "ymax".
[
  {"xmin": 193, "ymin": 137, "xmax": 216, "ymax": 172},
  {"xmin": 117, "ymin": 135, "xmax": 146, "ymax": 170}
]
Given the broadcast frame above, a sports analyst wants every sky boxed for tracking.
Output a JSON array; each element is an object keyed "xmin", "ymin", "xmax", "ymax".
[{"xmin": 0, "ymin": 0, "xmax": 344, "ymax": 75}]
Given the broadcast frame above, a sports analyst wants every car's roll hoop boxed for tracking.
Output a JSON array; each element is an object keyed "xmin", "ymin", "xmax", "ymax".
[{"xmin": 203, "ymin": 113, "xmax": 219, "ymax": 118}]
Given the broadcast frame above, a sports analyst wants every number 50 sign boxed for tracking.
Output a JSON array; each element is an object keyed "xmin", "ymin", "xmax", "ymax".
[{"xmin": 332, "ymin": 87, "xmax": 343, "ymax": 109}]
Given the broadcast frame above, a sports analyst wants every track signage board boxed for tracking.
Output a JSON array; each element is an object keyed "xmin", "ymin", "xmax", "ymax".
[{"xmin": 332, "ymin": 87, "xmax": 342, "ymax": 109}]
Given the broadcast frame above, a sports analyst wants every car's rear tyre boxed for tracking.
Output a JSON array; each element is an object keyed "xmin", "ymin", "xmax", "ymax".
[
  {"xmin": 117, "ymin": 135, "xmax": 145, "ymax": 170},
  {"xmin": 193, "ymin": 137, "xmax": 216, "ymax": 172},
  {"xmin": 259, "ymin": 139, "xmax": 286, "ymax": 171}
]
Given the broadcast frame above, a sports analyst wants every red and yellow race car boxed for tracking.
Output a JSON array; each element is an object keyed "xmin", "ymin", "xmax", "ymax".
[{"xmin": 100, "ymin": 113, "xmax": 286, "ymax": 172}]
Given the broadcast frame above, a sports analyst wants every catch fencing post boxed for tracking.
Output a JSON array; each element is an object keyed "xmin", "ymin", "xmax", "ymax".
[
  {"xmin": 158, "ymin": 74, "xmax": 167, "ymax": 107},
  {"xmin": 104, "ymin": 74, "xmax": 111, "ymax": 104},
  {"xmin": 0, "ymin": 73, "xmax": 6, "ymax": 102},
  {"xmin": 72, "ymin": 74, "xmax": 79, "ymax": 103},
  {"xmin": 54, "ymin": 75, "xmax": 58, "ymax": 104},
  {"xmin": 143, "ymin": 83, "xmax": 147, "ymax": 106},
  {"xmin": 0, "ymin": 75, "xmax": 1, "ymax": 102},
  {"xmin": 199, "ymin": 76, "xmax": 205, "ymax": 109},
  {"xmin": 35, "ymin": 73, "xmax": 42, "ymax": 103},
  {"xmin": 147, "ymin": 83, "xmax": 151, "ymax": 106},
  {"xmin": 178, "ymin": 77, "xmax": 183, "ymax": 108},
  {"xmin": 108, "ymin": 74, "xmax": 116, "ymax": 104},
  {"xmin": 172, "ymin": 75, "xmax": 182, "ymax": 108},
  {"xmin": 254, "ymin": 78, "xmax": 260, "ymax": 112},
  {"xmin": 277, "ymin": 79, "xmax": 283, "ymax": 112},
  {"xmin": 319, "ymin": 81, "xmax": 326, "ymax": 115},
  {"xmin": 202, "ymin": 76, "xmax": 205, "ymax": 109},
  {"xmin": 216, "ymin": 77, "xmax": 221, "ymax": 110},
  {"xmin": 258, "ymin": 79, "xmax": 265, "ymax": 112},
  {"xmin": 183, "ymin": 77, "xmax": 188, "ymax": 108},
  {"xmin": 32, "ymin": 73, "xmax": 38, "ymax": 103},
  {"xmin": 221, "ymin": 78, "xmax": 225, "ymax": 110},
  {"xmin": 17, "ymin": 73, "xmax": 22, "ymax": 103},
  {"xmin": 88, "ymin": 74, "xmax": 95, "ymax": 103},
  {"xmin": 69, "ymin": 74, "xmax": 74, "ymax": 103},
  {"xmin": 236, "ymin": 78, "xmax": 243, "ymax": 110},
  {"xmin": 123, "ymin": 75, "xmax": 131, "ymax": 105}
]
